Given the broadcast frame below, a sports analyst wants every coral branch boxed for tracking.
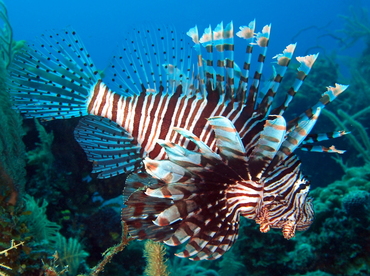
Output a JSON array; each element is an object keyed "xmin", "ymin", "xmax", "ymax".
[
  {"xmin": 337, "ymin": 109, "xmax": 370, "ymax": 163},
  {"xmin": 144, "ymin": 240, "xmax": 169, "ymax": 276},
  {"xmin": 323, "ymin": 109, "xmax": 370, "ymax": 164},
  {"xmin": 89, "ymin": 222, "xmax": 134, "ymax": 276}
]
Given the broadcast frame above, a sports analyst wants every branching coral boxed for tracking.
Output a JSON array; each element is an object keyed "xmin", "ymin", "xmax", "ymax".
[
  {"xmin": 89, "ymin": 222, "xmax": 134, "ymax": 276},
  {"xmin": 143, "ymin": 240, "xmax": 169, "ymax": 276},
  {"xmin": 0, "ymin": 240, "xmax": 24, "ymax": 274},
  {"xmin": 323, "ymin": 105, "xmax": 370, "ymax": 166},
  {"xmin": 319, "ymin": 7, "xmax": 370, "ymax": 168},
  {"xmin": 337, "ymin": 6, "xmax": 370, "ymax": 48}
]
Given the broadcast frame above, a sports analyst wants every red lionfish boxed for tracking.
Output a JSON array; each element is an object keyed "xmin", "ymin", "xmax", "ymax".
[{"xmin": 8, "ymin": 21, "xmax": 348, "ymax": 260}]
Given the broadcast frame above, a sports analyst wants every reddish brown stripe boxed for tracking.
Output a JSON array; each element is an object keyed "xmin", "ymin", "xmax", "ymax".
[
  {"xmin": 87, "ymin": 80, "xmax": 102, "ymax": 113},
  {"xmin": 133, "ymin": 202, "xmax": 145, "ymax": 216},
  {"xmin": 189, "ymin": 240, "xmax": 203, "ymax": 251},
  {"xmin": 111, "ymin": 92, "xmax": 121, "ymax": 122},
  {"xmin": 170, "ymin": 235, "xmax": 181, "ymax": 246},
  {"xmin": 205, "ymin": 45, "xmax": 213, "ymax": 53},
  {"xmin": 161, "ymin": 187, "xmax": 173, "ymax": 198},
  {"xmin": 217, "ymin": 60, "xmax": 225, "ymax": 67},
  {"xmin": 236, "ymin": 202, "xmax": 259, "ymax": 208},
  {"xmin": 297, "ymin": 71, "xmax": 307, "ymax": 81},
  {"xmin": 167, "ymin": 96, "xmax": 188, "ymax": 142},
  {"xmin": 98, "ymin": 85, "xmax": 109, "ymax": 115},
  {"xmin": 216, "ymin": 74, "xmax": 224, "ymax": 82},
  {"xmin": 132, "ymin": 93, "xmax": 145, "ymax": 139},
  {"xmin": 142, "ymin": 93, "xmax": 165, "ymax": 158},
  {"xmin": 253, "ymin": 71, "xmax": 262, "ymax": 80},
  {"xmin": 160, "ymin": 88, "xmax": 182, "ymax": 134}
]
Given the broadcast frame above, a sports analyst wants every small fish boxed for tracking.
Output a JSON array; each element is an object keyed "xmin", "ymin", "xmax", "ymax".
[{"xmin": 9, "ymin": 20, "xmax": 348, "ymax": 260}]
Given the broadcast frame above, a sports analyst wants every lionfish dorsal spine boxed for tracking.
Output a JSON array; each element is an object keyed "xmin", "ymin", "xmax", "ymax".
[
  {"xmin": 257, "ymin": 43, "xmax": 297, "ymax": 116},
  {"xmin": 300, "ymin": 130, "xmax": 349, "ymax": 153},
  {"xmin": 207, "ymin": 116, "xmax": 246, "ymax": 160},
  {"xmin": 235, "ymin": 20, "xmax": 256, "ymax": 103},
  {"xmin": 273, "ymin": 53, "xmax": 319, "ymax": 116}
]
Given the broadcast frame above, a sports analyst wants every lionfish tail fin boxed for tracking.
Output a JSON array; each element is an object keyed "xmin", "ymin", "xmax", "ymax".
[{"xmin": 8, "ymin": 28, "xmax": 103, "ymax": 120}]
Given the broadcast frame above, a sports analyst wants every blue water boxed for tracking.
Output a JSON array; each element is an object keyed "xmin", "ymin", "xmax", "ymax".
[{"xmin": 7, "ymin": 0, "xmax": 367, "ymax": 70}]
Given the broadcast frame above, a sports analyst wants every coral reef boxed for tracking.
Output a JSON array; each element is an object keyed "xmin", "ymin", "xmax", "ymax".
[
  {"xmin": 302, "ymin": 164, "xmax": 370, "ymax": 275},
  {"xmin": 342, "ymin": 190, "xmax": 369, "ymax": 218},
  {"xmin": 20, "ymin": 195, "xmax": 61, "ymax": 245},
  {"xmin": 0, "ymin": 0, "xmax": 26, "ymax": 205},
  {"xmin": 54, "ymin": 233, "xmax": 89, "ymax": 275},
  {"xmin": 321, "ymin": 6, "xmax": 370, "ymax": 167}
]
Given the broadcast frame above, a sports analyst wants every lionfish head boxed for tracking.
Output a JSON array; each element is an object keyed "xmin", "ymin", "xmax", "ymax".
[{"xmin": 122, "ymin": 116, "xmax": 314, "ymax": 260}]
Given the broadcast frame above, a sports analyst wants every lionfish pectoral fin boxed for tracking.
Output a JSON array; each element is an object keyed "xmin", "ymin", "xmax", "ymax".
[
  {"xmin": 208, "ymin": 116, "xmax": 250, "ymax": 179},
  {"xmin": 249, "ymin": 115, "xmax": 287, "ymax": 179},
  {"xmin": 121, "ymin": 187, "xmax": 178, "ymax": 241},
  {"xmin": 123, "ymin": 172, "xmax": 164, "ymax": 203},
  {"xmin": 175, "ymin": 215, "xmax": 240, "ymax": 261},
  {"xmin": 208, "ymin": 116, "xmax": 245, "ymax": 158},
  {"xmin": 171, "ymin": 128, "xmax": 221, "ymax": 159},
  {"xmin": 144, "ymin": 158, "xmax": 192, "ymax": 184},
  {"xmin": 74, "ymin": 115, "xmax": 142, "ymax": 179}
]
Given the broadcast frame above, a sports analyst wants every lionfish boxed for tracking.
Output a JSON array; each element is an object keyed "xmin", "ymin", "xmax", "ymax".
[{"xmin": 8, "ymin": 20, "xmax": 348, "ymax": 260}]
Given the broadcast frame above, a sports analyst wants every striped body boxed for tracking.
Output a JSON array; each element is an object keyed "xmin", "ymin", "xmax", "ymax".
[{"xmin": 86, "ymin": 80, "xmax": 246, "ymax": 160}]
